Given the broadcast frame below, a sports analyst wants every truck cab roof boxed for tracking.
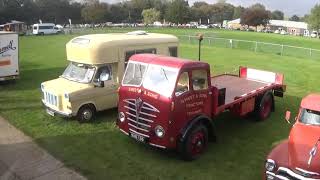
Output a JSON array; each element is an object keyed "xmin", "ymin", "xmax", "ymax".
[
  {"xmin": 129, "ymin": 54, "xmax": 209, "ymax": 70},
  {"xmin": 301, "ymin": 94, "xmax": 320, "ymax": 111}
]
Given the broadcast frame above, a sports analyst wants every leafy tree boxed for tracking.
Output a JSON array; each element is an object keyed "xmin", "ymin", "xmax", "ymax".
[
  {"xmin": 289, "ymin": 15, "xmax": 300, "ymax": 21},
  {"xmin": 300, "ymin": 14, "xmax": 309, "ymax": 22},
  {"xmin": 271, "ymin": 10, "xmax": 284, "ymax": 20},
  {"xmin": 241, "ymin": 4, "xmax": 270, "ymax": 27},
  {"xmin": 233, "ymin": 6, "xmax": 244, "ymax": 19},
  {"xmin": 165, "ymin": 0, "xmax": 190, "ymax": 24},
  {"xmin": 210, "ymin": 2, "xmax": 234, "ymax": 23},
  {"xmin": 142, "ymin": 8, "xmax": 160, "ymax": 24},
  {"xmin": 308, "ymin": 4, "xmax": 320, "ymax": 31},
  {"xmin": 81, "ymin": 1, "xmax": 108, "ymax": 24}
]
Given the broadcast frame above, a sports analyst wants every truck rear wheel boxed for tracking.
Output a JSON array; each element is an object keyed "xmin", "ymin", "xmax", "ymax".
[
  {"xmin": 180, "ymin": 124, "xmax": 208, "ymax": 161},
  {"xmin": 255, "ymin": 92, "xmax": 273, "ymax": 121},
  {"xmin": 77, "ymin": 105, "xmax": 96, "ymax": 123}
]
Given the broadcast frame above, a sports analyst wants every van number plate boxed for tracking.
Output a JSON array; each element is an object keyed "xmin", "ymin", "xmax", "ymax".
[{"xmin": 130, "ymin": 132, "xmax": 145, "ymax": 143}]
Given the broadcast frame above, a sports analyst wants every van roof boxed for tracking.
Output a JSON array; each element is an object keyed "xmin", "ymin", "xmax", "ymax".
[
  {"xmin": 66, "ymin": 32, "xmax": 179, "ymax": 64},
  {"xmin": 129, "ymin": 54, "xmax": 209, "ymax": 70}
]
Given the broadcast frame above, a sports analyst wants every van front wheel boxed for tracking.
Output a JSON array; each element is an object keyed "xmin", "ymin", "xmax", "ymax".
[{"xmin": 77, "ymin": 105, "xmax": 95, "ymax": 123}]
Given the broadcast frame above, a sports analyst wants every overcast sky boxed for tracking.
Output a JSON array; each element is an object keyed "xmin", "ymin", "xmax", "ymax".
[{"xmin": 102, "ymin": 0, "xmax": 318, "ymax": 17}]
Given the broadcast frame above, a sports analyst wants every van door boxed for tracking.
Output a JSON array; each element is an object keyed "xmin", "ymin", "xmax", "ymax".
[{"xmin": 93, "ymin": 64, "xmax": 118, "ymax": 110}]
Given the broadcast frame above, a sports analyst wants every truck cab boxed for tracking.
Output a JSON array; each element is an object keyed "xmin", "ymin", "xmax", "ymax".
[
  {"xmin": 265, "ymin": 94, "xmax": 320, "ymax": 180},
  {"xmin": 118, "ymin": 54, "xmax": 285, "ymax": 160},
  {"xmin": 41, "ymin": 32, "xmax": 179, "ymax": 122}
]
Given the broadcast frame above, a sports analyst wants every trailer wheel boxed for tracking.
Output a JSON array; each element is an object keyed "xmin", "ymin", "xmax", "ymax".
[
  {"xmin": 77, "ymin": 105, "xmax": 96, "ymax": 123},
  {"xmin": 180, "ymin": 124, "xmax": 208, "ymax": 161},
  {"xmin": 255, "ymin": 92, "xmax": 273, "ymax": 121}
]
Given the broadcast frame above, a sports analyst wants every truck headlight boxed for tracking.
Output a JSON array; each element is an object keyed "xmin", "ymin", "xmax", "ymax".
[
  {"xmin": 155, "ymin": 125, "xmax": 165, "ymax": 138},
  {"xmin": 119, "ymin": 112, "xmax": 125, "ymax": 122},
  {"xmin": 265, "ymin": 159, "xmax": 276, "ymax": 172}
]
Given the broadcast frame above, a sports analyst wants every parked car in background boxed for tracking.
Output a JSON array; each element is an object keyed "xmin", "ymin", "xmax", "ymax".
[
  {"xmin": 197, "ymin": 25, "xmax": 209, "ymax": 29},
  {"xmin": 280, "ymin": 30, "xmax": 287, "ymax": 35},
  {"xmin": 274, "ymin": 30, "xmax": 280, "ymax": 34},
  {"xmin": 311, "ymin": 31, "xmax": 318, "ymax": 38},
  {"xmin": 33, "ymin": 23, "xmax": 59, "ymax": 35},
  {"xmin": 265, "ymin": 94, "xmax": 320, "ymax": 180}
]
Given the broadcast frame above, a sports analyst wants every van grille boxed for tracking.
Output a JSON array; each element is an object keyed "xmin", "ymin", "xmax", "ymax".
[
  {"xmin": 123, "ymin": 98, "xmax": 159, "ymax": 138},
  {"xmin": 43, "ymin": 91, "xmax": 58, "ymax": 107}
]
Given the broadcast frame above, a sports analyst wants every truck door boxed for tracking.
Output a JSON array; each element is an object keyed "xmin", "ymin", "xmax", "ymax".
[{"xmin": 189, "ymin": 69, "xmax": 211, "ymax": 117}]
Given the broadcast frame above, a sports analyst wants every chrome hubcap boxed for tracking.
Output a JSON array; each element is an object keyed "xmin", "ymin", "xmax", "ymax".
[{"xmin": 83, "ymin": 110, "xmax": 92, "ymax": 120}]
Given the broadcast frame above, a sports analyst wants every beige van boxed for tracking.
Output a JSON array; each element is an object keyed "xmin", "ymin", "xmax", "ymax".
[{"xmin": 41, "ymin": 31, "xmax": 179, "ymax": 122}]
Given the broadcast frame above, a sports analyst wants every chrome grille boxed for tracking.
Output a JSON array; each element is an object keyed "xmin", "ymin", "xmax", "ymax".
[
  {"xmin": 275, "ymin": 167, "xmax": 319, "ymax": 180},
  {"xmin": 124, "ymin": 99, "xmax": 159, "ymax": 137},
  {"xmin": 43, "ymin": 91, "xmax": 58, "ymax": 107}
]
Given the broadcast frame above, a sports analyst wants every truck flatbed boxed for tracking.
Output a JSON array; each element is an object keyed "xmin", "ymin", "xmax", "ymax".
[{"xmin": 212, "ymin": 75, "xmax": 271, "ymax": 105}]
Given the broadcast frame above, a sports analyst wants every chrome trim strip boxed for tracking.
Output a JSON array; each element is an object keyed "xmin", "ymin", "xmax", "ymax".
[
  {"xmin": 142, "ymin": 102, "xmax": 160, "ymax": 112},
  {"xmin": 149, "ymin": 143, "xmax": 166, "ymax": 149},
  {"xmin": 124, "ymin": 105, "xmax": 136, "ymax": 111},
  {"xmin": 296, "ymin": 167, "xmax": 320, "ymax": 176},
  {"xmin": 278, "ymin": 167, "xmax": 319, "ymax": 180},
  {"xmin": 142, "ymin": 106, "xmax": 158, "ymax": 112},
  {"xmin": 138, "ymin": 116, "xmax": 154, "ymax": 123},
  {"xmin": 127, "ymin": 117, "xmax": 151, "ymax": 128},
  {"xmin": 139, "ymin": 111, "xmax": 156, "ymax": 118},
  {"xmin": 128, "ymin": 123, "xmax": 149, "ymax": 132},
  {"xmin": 124, "ymin": 99, "xmax": 136, "ymax": 106},
  {"xmin": 119, "ymin": 128, "xmax": 129, "ymax": 135},
  {"xmin": 129, "ymin": 128, "xmax": 150, "ymax": 138},
  {"xmin": 126, "ymin": 111, "xmax": 136, "ymax": 117}
]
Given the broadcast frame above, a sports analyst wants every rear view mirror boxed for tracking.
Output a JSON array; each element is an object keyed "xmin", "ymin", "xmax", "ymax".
[{"xmin": 285, "ymin": 111, "xmax": 291, "ymax": 124}]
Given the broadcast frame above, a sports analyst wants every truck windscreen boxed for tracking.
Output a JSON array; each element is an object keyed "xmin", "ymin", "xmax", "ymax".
[
  {"xmin": 62, "ymin": 62, "xmax": 95, "ymax": 83},
  {"xmin": 122, "ymin": 62, "xmax": 147, "ymax": 86},
  {"xmin": 300, "ymin": 109, "xmax": 320, "ymax": 126},
  {"xmin": 142, "ymin": 65, "xmax": 178, "ymax": 97}
]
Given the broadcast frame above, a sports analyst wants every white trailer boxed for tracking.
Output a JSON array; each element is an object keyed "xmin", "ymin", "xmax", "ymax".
[{"xmin": 0, "ymin": 32, "xmax": 19, "ymax": 81}]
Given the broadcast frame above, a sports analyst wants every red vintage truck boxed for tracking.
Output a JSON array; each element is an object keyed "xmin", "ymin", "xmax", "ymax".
[
  {"xmin": 265, "ymin": 94, "xmax": 320, "ymax": 179},
  {"xmin": 117, "ymin": 54, "xmax": 286, "ymax": 160}
]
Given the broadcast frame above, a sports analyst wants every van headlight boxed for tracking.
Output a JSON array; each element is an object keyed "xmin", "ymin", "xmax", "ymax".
[
  {"xmin": 155, "ymin": 125, "xmax": 165, "ymax": 138},
  {"xmin": 119, "ymin": 112, "xmax": 125, "ymax": 122},
  {"xmin": 64, "ymin": 93, "xmax": 69, "ymax": 101},
  {"xmin": 265, "ymin": 159, "xmax": 276, "ymax": 172}
]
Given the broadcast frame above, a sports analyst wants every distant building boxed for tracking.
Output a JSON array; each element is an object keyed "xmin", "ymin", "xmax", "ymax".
[
  {"xmin": 267, "ymin": 20, "xmax": 309, "ymax": 36},
  {"xmin": 226, "ymin": 18, "xmax": 309, "ymax": 36},
  {"xmin": 1, "ymin": 20, "xmax": 27, "ymax": 35}
]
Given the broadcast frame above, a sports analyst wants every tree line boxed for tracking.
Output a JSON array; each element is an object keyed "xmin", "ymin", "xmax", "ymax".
[{"xmin": 0, "ymin": 0, "xmax": 316, "ymax": 28}]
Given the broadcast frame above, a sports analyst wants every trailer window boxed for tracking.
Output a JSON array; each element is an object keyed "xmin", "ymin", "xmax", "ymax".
[
  {"xmin": 175, "ymin": 72, "xmax": 189, "ymax": 96},
  {"xmin": 169, "ymin": 47, "xmax": 178, "ymax": 57},
  {"xmin": 192, "ymin": 70, "xmax": 208, "ymax": 91}
]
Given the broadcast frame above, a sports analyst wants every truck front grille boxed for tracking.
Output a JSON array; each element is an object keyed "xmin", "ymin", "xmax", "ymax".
[
  {"xmin": 275, "ymin": 167, "xmax": 319, "ymax": 180},
  {"xmin": 43, "ymin": 91, "xmax": 58, "ymax": 107},
  {"xmin": 124, "ymin": 99, "xmax": 159, "ymax": 137}
]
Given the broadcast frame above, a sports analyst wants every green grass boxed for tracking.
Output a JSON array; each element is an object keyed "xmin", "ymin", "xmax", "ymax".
[{"xmin": 1, "ymin": 30, "xmax": 320, "ymax": 180}]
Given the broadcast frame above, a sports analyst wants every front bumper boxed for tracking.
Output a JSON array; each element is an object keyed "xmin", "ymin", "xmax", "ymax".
[
  {"xmin": 0, "ymin": 75, "xmax": 19, "ymax": 81},
  {"xmin": 42, "ymin": 100, "xmax": 72, "ymax": 118}
]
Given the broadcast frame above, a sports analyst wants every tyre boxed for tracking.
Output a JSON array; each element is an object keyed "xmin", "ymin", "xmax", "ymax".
[
  {"xmin": 180, "ymin": 124, "xmax": 208, "ymax": 161},
  {"xmin": 255, "ymin": 92, "xmax": 273, "ymax": 121},
  {"xmin": 77, "ymin": 105, "xmax": 96, "ymax": 123}
]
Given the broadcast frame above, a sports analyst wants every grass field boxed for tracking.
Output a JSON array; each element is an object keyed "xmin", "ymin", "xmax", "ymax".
[{"xmin": 1, "ymin": 29, "xmax": 320, "ymax": 180}]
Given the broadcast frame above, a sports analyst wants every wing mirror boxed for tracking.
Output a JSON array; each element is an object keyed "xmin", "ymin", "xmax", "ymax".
[
  {"xmin": 285, "ymin": 110, "xmax": 292, "ymax": 124},
  {"xmin": 93, "ymin": 79, "xmax": 104, "ymax": 88}
]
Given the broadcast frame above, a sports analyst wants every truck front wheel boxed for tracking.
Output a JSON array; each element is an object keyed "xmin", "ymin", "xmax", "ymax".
[
  {"xmin": 180, "ymin": 124, "xmax": 208, "ymax": 161},
  {"xmin": 255, "ymin": 92, "xmax": 273, "ymax": 121},
  {"xmin": 77, "ymin": 105, "xmax": 96, "ymax": 123}
]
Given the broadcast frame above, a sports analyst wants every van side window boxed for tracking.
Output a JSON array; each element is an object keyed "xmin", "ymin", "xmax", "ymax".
[
  {"xmin": 192, "ymin": 70, "xmax": 208, "ymax": 91},
  {"xmin": 169, "ymin": 47, "xmax": 178, "ymax": 57},
  {"xmin": 125, "ymin": 48, "xmax": 157, "ymax": 67},
  {"xmin": 96, "ymin": 65, "xmax": 112, "ymax": 81},
  {"xmin": 175, "ymin": 72, "xmax": 189, "ymax": 96}
]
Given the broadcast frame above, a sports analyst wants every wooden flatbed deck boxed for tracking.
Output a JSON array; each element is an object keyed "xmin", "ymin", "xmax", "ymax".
[{"xmin": 211, "ymin": 75, "xmax": 271, "ymax": 105}]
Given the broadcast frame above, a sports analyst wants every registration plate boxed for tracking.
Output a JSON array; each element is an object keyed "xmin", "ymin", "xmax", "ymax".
[
  {"xmin": 46, "ymin": 109, "xmax": 55, "ymax": 116},
  {"xmin": 130, "ymin": 132, "xmax": 146, "ymax": 143}
]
